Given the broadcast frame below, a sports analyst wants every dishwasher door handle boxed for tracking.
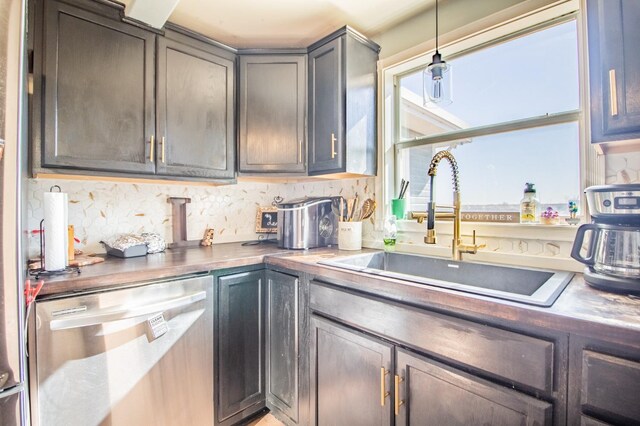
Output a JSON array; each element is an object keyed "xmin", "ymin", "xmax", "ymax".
[{"xmin": 49, "ymin": 290, "xmax": 207, "ymax": 331}]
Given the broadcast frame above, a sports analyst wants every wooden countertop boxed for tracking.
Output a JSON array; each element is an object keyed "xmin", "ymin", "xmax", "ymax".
[
  {"xmin": 266, "ymin": 249, "xmax": 640, "ymax": 349},
  {"xmin": 36, "ymin": 243, "xmax": 640, "ymax": 348},
  {"xmin": 37, "ymin": 242, "xmax": 289, "ymax": 296}
]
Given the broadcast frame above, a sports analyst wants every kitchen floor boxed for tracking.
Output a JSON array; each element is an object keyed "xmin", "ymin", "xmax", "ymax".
[{"xmin": 247, "ymin": 413, "xmax": 285, "ymax": 426}]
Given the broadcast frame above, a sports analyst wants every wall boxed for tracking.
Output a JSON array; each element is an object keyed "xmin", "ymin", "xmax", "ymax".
[
  {"xmin": 27, "ymin": 177, "xmax": 374, "ymax": 257},
  {"xmin": 370, "ymin": 0, "xmax": 561, "ymax": 62}
]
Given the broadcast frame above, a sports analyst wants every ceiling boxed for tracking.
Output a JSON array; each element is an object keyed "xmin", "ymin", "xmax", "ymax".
[{"xmin": 119, "ymin": 0, "xmax": 435, "ymax": 48}]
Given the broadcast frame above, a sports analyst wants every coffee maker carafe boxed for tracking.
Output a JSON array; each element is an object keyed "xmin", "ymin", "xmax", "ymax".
[{"xmin": 571, "ymin": 184, "xmax": 640, "ymax": 293}]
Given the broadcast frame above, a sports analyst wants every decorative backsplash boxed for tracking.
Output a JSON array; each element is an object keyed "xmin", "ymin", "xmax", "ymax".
[
  {"xmin": 605, "ymin": 151, "xmax": 640, "ymax": 184},
  {"xmin": 27, "ymin": 178, "xmax": 374, "ymax": 257}
]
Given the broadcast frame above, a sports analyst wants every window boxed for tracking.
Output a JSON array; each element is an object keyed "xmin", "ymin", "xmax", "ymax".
[{"xmin": 389, "ymin": 13, "xmax": 582, "ymax": 219}]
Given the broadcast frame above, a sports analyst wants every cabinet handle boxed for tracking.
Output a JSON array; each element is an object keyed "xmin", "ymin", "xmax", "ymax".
[
  {"xmin": 331, "ymin": 133, "xmax": 337, "ymax": 159},
  {"xmin": 299, "ymin": 140, "xmax": 303, "ymax": 164},
  {"xmin": 149, "ymin": 135, "xmax": 155, "ymax": 163},
  {"xmin": 380, "ymin": 367, "xmax": 390, "ymax": 406},
  {"xmin": 161, "ymin": 137, "xmax": 166, "ymax": 163},
  {"xmin": 609, "ymin": 69, "xmax": 618, "ymax": 117},
  {"xmin": 394, "ymin": 374, "xmax": 404, "ymax": 416}
]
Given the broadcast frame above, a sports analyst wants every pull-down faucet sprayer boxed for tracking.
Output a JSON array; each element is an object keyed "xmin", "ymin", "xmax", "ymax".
[{"xmin": 410, "ymin": 150, "xmax": 485, "ymax": 261}]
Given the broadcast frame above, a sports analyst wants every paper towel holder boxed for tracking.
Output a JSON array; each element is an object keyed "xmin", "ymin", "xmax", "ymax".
[{"xmin": 30, "ymin": 219, "xmax": 81, "ymax": 280}]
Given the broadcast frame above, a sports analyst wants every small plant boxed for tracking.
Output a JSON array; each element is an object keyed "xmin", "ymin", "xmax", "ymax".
[
  {"xmin": 541, "ymin": 207, "xmax": 559, "ymax": 225},
  {"xmin": 541, "ymin": 207, "xmax": 559, "ymax": 219},
  {"xmin": 568, "ymin": 201, "xmax": 578, "ymax": 219}
]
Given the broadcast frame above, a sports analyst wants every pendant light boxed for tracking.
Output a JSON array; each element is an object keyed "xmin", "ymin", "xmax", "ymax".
[{"xmin": 423, "ymin": 0, "xmax": 452, "ymax": 106}]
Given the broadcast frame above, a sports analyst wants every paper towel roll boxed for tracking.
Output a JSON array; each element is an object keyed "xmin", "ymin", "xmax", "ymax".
[{"xmin": 43, "ymin": 190, "xmax": 68, "ymax": 271}]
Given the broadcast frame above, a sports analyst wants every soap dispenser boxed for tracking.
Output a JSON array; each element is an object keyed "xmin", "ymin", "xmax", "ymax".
[{"xmin": 520, "ymin": 183, "xmax": 540, "ymax": 224}]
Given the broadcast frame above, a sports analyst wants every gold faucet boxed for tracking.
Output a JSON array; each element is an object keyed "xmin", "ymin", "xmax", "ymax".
[{"xmin": 409, "ymin": 150, "xmax": 485, "ymax": 261}]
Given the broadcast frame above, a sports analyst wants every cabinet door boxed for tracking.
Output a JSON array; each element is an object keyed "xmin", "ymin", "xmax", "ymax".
[
  {"xmin": 587, "ymin": 0, "xmax": 640, "ymax": 142},
  {"xmin": 310, "ymin": 316, "xmax": 393, "ymax": 426},
  {"xmin": 266, "ymin": 270, "xmax": 299, "ymax": 423},
  {"xmin": 308, "ymin": 37, "xmax": 344, "ymax": 175},
  {"xmin": 156, "ymin": 34, "xmax": 235, "ymax": 179},
  {"xmin": 217, "ymin": 270, "xmax": 265, "ymax": 424},
  {"xmin": 239, "ymin": 55, "xmax": 306, "ymax": 174},
  {"xmin": 395, "ymin": 348, "xmax": 553, "ymax": 426},
  {"xmin": 41, "ymin": 1, "xmax": 155, "ymax": 174}
]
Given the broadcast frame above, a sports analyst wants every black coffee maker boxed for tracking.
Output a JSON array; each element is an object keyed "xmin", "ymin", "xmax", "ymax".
[{"xmin": 571, "ymin": 184, "xmax": 640, "ymax": 294}]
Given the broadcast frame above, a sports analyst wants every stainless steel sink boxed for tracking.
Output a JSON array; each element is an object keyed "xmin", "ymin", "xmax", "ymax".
[{"xmin": 319, "ymin": 252, "xmax": 573, "ymax": 306}]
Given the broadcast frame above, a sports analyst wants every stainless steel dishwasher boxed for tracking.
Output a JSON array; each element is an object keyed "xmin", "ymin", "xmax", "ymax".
[{"xmin": 30, "ymin": 274, "xmax": 214, "ymax": 426}]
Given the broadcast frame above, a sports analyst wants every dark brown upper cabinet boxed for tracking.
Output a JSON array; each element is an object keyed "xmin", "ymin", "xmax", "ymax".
[
  {"xmin": 33, "ymin": 0, "xmax": 236, "ymax": 181},
  {"xmin": 36, "ymin": 0, "xmax": 156, "ymax": 175},
  {"xmin": 307, "ymin": 27, "xmax": 380, "ymax": 177},
  {"xmin": 587, "ymin": 0, "xmax": 640, "ymax": 145},
  {"xmin": 156, "ymin": 30, "xmax": 236, "ymax": 179},
  {"xmin": 238, "ymin": 53, "xmax": 306, "ymax": 174}
]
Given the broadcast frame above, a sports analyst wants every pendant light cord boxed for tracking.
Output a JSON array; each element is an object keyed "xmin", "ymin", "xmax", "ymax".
[{"xmin": 435, "ymin": 0, "xmax": 439, "ymax": 52}]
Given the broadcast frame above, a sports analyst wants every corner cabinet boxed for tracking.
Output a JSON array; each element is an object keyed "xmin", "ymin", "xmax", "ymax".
[
  {"xmin": 36, "ymin": 0, "xmax": 156, "ymax": 174},
  {"xmin": 216, "ymin": 269, "xmax": 265, "ymax": 426},
  {"xmin": 33, "ymin": 0, "xmax": 236, "ymax": 181},
  {"xmin": 156, "ymin": 30, "xmax": 236, "ymax": 179},
  {"xmin": 307, "ymin": 27, "xmax": 380, "ymax": 176},
  {"xmin": 239, "ymin": 54, "xmax": 306, "ymax": 174},
  {"xmin": 265, "ymin": 270, "xmax": 302, "ymax": 424},
  {"xmin": 587, "ymin": 0, "xmax": 640, "ymax": 144}
]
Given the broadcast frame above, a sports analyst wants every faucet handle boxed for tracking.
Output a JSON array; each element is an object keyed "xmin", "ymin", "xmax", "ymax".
[
  {"xmin": 469, "ymin": 230, "xmax": 486, "ymax": 248},
  {"xmin": 458, "ymin": 230, "xmax": 486, "ymax": 254}
]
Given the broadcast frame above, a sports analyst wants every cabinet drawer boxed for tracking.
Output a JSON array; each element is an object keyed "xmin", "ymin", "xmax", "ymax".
[
  {"xmin": 581, "ymin": 350, "xmax": 640, "ymax": 423},
  {"xmin": 310, "ymin": 281, "xmax": 554, "ymax": 394}
]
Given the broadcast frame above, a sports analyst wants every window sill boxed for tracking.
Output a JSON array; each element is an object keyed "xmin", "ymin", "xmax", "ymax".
[{"xmin": 397, "ymin": 219, "xmax": 580, "ymax": 242}]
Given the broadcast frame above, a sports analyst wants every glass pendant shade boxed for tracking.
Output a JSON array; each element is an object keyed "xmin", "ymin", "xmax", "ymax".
[{"xmin": 423, "ymin": 52, "xmax": 452, "ymax": 106}]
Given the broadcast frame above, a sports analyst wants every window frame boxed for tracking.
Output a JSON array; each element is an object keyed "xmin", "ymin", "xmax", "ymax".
[{"xmin": 378, "ymin": 0, "xmax": 602, "ymax": 240}]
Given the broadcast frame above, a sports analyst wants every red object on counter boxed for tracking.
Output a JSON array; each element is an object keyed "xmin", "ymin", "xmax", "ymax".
[{"xmin": 25, "ymin": 279, "xmax": 44, "ymax": 306}]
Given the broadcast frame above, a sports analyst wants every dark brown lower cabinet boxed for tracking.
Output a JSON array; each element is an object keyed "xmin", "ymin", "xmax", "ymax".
[
  {"xmin": 395, "ymin": 348, "xmax": 553, "ymax": 425},
  {"xmin": 310, "ymin": 316, "xmax": 393, "ymax": 426},
  {"xmin": 569, "ymin": 336, "xmax": 640, "ymax": 425},
  {"xmin": 217, "ymin": 270, "xmax": 265, "ymax": 425},
  {"xmin": 266, "ymin": 270, "xmax": 300, "ymax": 423},
  {"xmin": 310, "ymin": 313, "xmax": 554, "ymax": 426}
]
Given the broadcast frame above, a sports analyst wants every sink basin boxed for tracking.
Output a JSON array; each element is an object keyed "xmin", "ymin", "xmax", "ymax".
[{"xmin": 319, "ymin": 252, "xmax": 573, "ymax": 306}]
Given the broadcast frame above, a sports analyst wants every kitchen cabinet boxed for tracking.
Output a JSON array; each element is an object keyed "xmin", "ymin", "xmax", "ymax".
[
  {"xmin": 265, "ymin": 270, "xmax": 300, "ymax": 423},
  {"xmin": 35, "ymin": 0, "xmax": 155, "ymax": 174},
  {"xmin": 239, "ymin": 54, "xmax": 306, "ymax": 174},
  {"xmin": 216, "ymin": 269, "xmax": 265, "ymax": 425},
  {"xmin": 156, "ymin": 30, "xmax": 236, "ymax": 179},
  {"xmin": 307, "ymin": 27, "xmax": 379, "ymax": 176},
  {"xmin": 587, "ymin": 0, "xmax": 640, "ymax": 144},
  {"xmin": 395, "ymin": 348, "xmax": 552, "ymax": 425},
  {"xmin": 310, "ymin": 315, "xmax": 393, "ymax": 426},
  {"xmin": 568, "ymin": 335, "xmax": 640, "ymax": 425},
  {"xmin": 33, "ymin": 0, "xmax": 236, "ymax": 181},
  {"xmin": 309, "ymin": 279, "xmax": 565, "ymax": 425}
]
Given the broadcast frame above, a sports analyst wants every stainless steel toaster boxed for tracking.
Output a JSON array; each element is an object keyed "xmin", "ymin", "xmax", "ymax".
[{"xmin": 277, "ymin": 197, "xmax": 339, "ymax": 249}]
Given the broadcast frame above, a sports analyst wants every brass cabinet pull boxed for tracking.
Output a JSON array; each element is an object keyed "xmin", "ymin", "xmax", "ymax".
[
  {"xmin": 394, "ymin": 374, "xmax": 404, "ymax": 416},
  {"xmin": 609, "ymin": 69, "xmax": 618, "ymax": 117},
  {"xmin": 161, "ymin": 137, "xmax": 166, "ymax": 163},
  {"xmin": 380, "ymin": 367, "xmax": 390, "ymax": 406},
  {"xmin": 149, "ymin": 135, "xmax": 155, "ymax": 163},
  {"xmin": 331, "ymin": 133, "xmax": 337, "ymax": 159},
  {"xmin": 299, "ymin": 140, "xmax": 303, "ymax": 164}
]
